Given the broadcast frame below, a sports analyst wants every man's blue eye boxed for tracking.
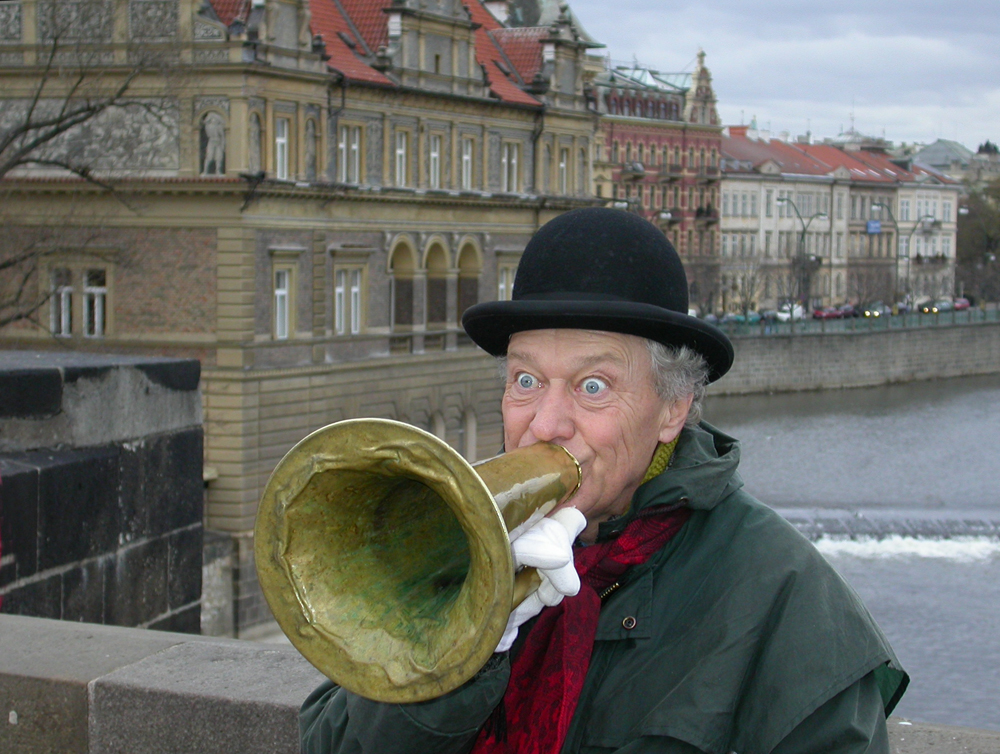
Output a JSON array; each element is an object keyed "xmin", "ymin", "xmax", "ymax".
[
  {"xmin": 517, "ymin": 373, "xmax": 537, "ymax": 389},
  {"xmin": 582, "ymin": 378, "xmax": 607, "ymax": 395}
]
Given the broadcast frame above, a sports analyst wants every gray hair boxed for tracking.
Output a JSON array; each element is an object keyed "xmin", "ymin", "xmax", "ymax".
[
  {"xmin": 495, "ymin": 336, "xmax": 710, "ymax": 427},
  {"xmin": 645, "ymin": 340, "xmax": 709, "ymax": 427}
]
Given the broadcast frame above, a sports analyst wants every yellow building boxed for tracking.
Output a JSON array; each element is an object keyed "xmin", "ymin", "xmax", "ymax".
[{"xmin": 0, "ymin": 0, "xmax": 600, "ymax": 633}]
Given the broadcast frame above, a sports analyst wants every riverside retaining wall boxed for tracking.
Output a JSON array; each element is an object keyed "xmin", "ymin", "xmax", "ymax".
[
  {"xmin": 713, "ymin": 320, "xmax": 1000, "ymax": 395},
  {"xmin": 2, "ymin": 614, "xmax": 998, "ymax": 754}
]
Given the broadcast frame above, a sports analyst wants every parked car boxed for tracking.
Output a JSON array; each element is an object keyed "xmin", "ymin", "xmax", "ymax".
[
  {"xmin": 837, "ymin": 304, "xmax": 861, "ymax": 318},
  {"xmin": 954, "ymin": 297, "xmax": 971, "ymax": 311},
  {"xmin": 813, "ymin": 307, "xmax": 843, "ymax": 320},
  {"xmin": 862, "ymin": 301, "xmax": 891, "ymax": 318},
  {"xmin": 894, "ymin": 302, "xmax": 912, "ymax": 314},
  {"xmin": 722, "ymin": 311, "xmax": 763, "ymax": 325},
  {"xmin": 775, "ymin": 303, "xmax": 806, "ymax": 322},
  {"xmin": 703, "ymin": 312, "xmax": 720, "ymax": 324},
  {"xmin": 920, "ymin": 299, "xmax": 953, "ymax": 314}
]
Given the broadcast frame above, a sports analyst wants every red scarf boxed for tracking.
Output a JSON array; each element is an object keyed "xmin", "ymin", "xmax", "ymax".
[{"xmin": 472, "ymin": 505, "xmax": 691, "ymax": 754}]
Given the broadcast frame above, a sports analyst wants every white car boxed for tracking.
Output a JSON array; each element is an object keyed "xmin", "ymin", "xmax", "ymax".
[{"xmin": 774, "ymin": 303, "xmax": 806, "ymax": 322}]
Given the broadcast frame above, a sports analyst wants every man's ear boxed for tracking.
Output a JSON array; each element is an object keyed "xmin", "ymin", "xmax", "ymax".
[{"xmin": 658, "ymin": 393, "xmax": 693, "ymax": 445}]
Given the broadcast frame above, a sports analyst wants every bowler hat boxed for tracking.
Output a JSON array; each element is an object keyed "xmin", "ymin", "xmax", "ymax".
[{"xmin": 462, "ymin": 207, "xmax": 733, "ymax": 381}]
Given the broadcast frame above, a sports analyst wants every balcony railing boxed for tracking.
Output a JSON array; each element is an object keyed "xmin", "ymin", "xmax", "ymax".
[{"xmin": 658, "ymin": 163, "xmax": 684, "ymax": 182}]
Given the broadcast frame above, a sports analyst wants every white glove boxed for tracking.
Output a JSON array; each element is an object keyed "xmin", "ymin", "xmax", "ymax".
[{"xmin": 495, "ymin": 507, "xmax": 588, "ymax": 653}]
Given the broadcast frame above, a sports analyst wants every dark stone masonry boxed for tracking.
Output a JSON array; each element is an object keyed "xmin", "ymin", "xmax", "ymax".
[{"xmin": 0, "ymin": 351, "xmax": 204, "ymax": 633}]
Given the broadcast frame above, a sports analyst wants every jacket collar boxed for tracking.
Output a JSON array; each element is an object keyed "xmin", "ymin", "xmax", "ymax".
[{"xmin": 595, "ymin": 421, "xmax": 743, "ymax": 543}]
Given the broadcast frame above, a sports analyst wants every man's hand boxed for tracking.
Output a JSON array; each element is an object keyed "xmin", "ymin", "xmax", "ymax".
[{"xmin": 495, "ymin": 507, "xmax": 587, "ymax": 652}]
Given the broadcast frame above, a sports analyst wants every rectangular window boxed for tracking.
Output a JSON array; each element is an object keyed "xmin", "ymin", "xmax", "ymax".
[
  {"xmin": 429, "ymin": 134, "xmax": 442, "ymax": 189},
  {"xmin": 836, "ymin": 193, "xmax": 844, "ymax": 220},
  {"xmin": 461, "ymin": 137, "xmax": 473, "ymax": 190},
  {"xmin": 502, "ymin": 142, "xmax": 519, "ymax": 193},
  {"xmin": 942, "ymin": 237, "xmax": 951, "ymax": 257},
  {"xmin": 900, "ymin": 199, "xmax": 911, "ymax": 221},
  {"xmin": 722, "ymin": 192, "xmax": 729, "ymax": 217},
  {"xmin": 395, "ymin": 131, "xmax": 409, "ymax": 186},
  {"xmin": 498, "ymin": 265, "xmax": 517, "ymax": 301},
  {"xmin": 765, "ymin": 189, "xmax": 773, "ymax": 217},
  {"xmin": 334, "ymin": 269, "xmax": 346, "ymax": 335},
  {"xmin": 83, "ymin": 269, "xmax": 106, "ymax": 337},
  {"xmin": 751, "ymin": 193, "xmax": 758, "ymax": 217},
  {"xmin": 338, "ymin": 125, "xmax": 361, "ymax": 183},
  {"xmin": 942, "ymin": 200, "xmax": 952, "ymax": 223},
  {"xmin": 558, "ymin": 147, "xmax": 569, "ymax": 194},
  {"xmin": 721, "ymin": 234, "xmax": 728, "ymax": 256},
  {"xmin": 350, "ymin": 269, "xmax": 362, "ymax": 333},
  {"xmin": 275, "ymin": 118, "xmax": 290, "ymax": 180},
  {"xmin": 274, "ymin": 268, "xmax": 290, "ymax": 339},
  {"xmin": 51, "ymin": 267, "xmax": 73, "ymax": 336}
]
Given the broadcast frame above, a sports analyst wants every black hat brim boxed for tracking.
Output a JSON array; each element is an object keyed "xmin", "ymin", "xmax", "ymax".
[{"xmin": 462, "ymin": 299, "xmax": 734, "ymax": 382}]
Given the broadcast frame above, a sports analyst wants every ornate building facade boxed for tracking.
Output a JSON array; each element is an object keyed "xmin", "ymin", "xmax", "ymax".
[
  {"xmin": 590, "ymin": 51, "xmax": 723, "ymax": 315},
  {"xmin": 0, "ymin": 0, "xmax": 601, "ymax": 632},
  {"xmin": 719, "ymin": 125, "xmax": 960, "ymax": 314}
]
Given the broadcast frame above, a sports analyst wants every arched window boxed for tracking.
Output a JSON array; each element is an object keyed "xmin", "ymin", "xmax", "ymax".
[
  {"xmin": 425, "ymin": 243, "xmax": 448, "ymax": 326},
  {"xmin": 457, "ymin": 243, "xmax": 480, "ymax": 320},
  {"xmin": 609, "ymin": 97, "xmax": 618, "ymax": 115},
  {"xmin": 622, "ymin": 100, "xmax": 630, "ymax": 117},
  {"xmin": 611, "ymin": 141, "xmax": 619, "ymax": 163},
  {"xmin": 389, "ymin": 243, "xmax": 416, "ymax": 329}
]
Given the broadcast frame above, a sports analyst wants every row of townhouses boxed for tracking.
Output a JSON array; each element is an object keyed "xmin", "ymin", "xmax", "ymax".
[{"xmin": 0, "ymin": 0, "xmax": 960, "ymax": 632}]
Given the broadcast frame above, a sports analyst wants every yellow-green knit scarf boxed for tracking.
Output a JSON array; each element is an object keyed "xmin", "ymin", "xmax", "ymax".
[{"xmin": 641, "ymin": 436, "xmax": 679, "ymax": 485}]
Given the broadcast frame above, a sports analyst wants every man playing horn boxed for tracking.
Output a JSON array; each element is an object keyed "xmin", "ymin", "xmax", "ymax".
[{"xmin": 300, "ymin": 207, "xmax": 907, "ymax": 754}]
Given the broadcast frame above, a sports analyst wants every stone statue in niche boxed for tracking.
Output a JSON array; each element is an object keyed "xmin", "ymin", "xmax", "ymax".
[
  {"xmin": 248, "ymin": 113, "xmax": 262, "ymax": 173},
  {"xmin": 201, "ymin": 112, "xmax": 226, "ymax": 175},
  {"xmin": 305, "ymin": 119, "xmax": 317, "ymax": 181}
]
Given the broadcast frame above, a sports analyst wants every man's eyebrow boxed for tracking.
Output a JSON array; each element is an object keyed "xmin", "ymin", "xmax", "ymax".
[{"xmin": 505, "ymin": 349, "xmax": 626, "ymax": 370}]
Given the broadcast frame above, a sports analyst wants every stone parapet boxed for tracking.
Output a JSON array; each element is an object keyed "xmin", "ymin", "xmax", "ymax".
[{"xmin": 1, "ymin": 615, "xmax": 997, "ymax": 754}]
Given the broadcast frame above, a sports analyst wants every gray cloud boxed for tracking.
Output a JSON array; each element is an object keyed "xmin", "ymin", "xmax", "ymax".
[{"xmin": 571, "ymin": 0, "xmax": 999, "ymax": 147}]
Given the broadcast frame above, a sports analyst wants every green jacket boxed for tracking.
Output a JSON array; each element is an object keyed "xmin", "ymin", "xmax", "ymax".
[{"xmin": 300, "ymin": 423, "xmax": 908, "ymax": 754}]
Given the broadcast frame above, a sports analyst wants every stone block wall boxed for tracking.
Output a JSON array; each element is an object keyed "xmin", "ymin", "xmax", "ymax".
[
  {"xmin": 0, "ymin": 352, "xmax": 204, "ymax": 633},
  {"xmin": 712, "ymin": 321, "xmax": 1000, "ymax": 395}
]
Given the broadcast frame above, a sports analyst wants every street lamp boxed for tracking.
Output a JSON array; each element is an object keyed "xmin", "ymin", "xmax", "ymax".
[{"xmin": 776, "ymin": 197, "xmax": 828, "ymax": 311}]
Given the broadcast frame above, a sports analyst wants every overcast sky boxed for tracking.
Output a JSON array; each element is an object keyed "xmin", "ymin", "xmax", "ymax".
[{"xmin": 569, "ymin": 0, "xmax": 1000, "ymax": 150}]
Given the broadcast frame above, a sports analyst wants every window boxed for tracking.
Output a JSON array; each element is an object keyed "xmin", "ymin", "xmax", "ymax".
[
  {"xmin": 51, "ymin": 268, "xmax": 73, "ymax": 336},
  {"xmin": 275, "ymin": 117, "xmax": 289, "ymax": 180},
  {"xmin": 335, "ymin": 267, "xmax": 364, "ymax": 334},
  {"xmin": 722, "ymin": 192, "xmax": 729, "ymax": 217},
  {"xmin": 498, "ymin": 265, "xmax": 517, "ymax": 300},
  {"xmin": 429, "ymin": 134, "xmax": 442, "ymax": 189},
  {"xmin": 501, "ymin": 142, "xmax": 519, "ymax": 193},
  {"xmin": 395, "ymin": 131, "xmax": 409, "ymax": 186},
  {"xmin": 461, "ymin": 137, "xmax": 473, "ymax": 190},
  {"xmin": 338, "ymin": 125, "xmax": 361, "ymax": 183},
  {"xmin": 765, "ymin": 189, "xmax": 773, "ymax": 218},
  {"xmin": 900, "ymin": 199, "xmax": 911, "ymax": 221},
  {"xmin": 764, "ymin": 231, "xmax": 772, "ymax": 257},
  {"xmin": 83, "ymin": 269, "xmax": 106, "ymax": 337},
  {"xmin": 836, "ymin": 193, "xmax": 844, "ymax": 220},
  {"xmin": 274, "ymin": 268, "xmax": 290, "ymax": 339},
  {"xmin": 751, "ymin": 193, "xmax": 758, "ymax": 217},
  {"xmin": 943, "ymin": 201, "xmax": 952, "ymax": 223},
  {"xmin": 558, "ymin": 147, "xmax": 569, "ymax": 194}
]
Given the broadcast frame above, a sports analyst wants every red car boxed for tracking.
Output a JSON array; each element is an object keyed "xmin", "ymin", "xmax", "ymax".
[
  {"xmin": 954, "ymin": 297, "xmax": 971, "ymax": 311},
  {"xmin": 813, "ymin": 307, "xmax": 843, "ymax": 320}
]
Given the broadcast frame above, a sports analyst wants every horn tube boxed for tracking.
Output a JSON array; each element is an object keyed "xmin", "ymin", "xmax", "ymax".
[{"xmin": 254, "ymin": 418, "xmax": 580, "ymax": 703}]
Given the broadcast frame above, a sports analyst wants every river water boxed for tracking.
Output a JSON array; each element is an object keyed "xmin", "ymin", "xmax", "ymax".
[{"xmin": 703, "ymin": 375, "xmax": 1000, "ymax": 732}]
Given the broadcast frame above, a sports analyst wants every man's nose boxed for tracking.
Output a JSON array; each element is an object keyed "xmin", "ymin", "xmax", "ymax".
[{"xmin": 527, "ymin": 385, "xmax": 574, "ymax": 443}]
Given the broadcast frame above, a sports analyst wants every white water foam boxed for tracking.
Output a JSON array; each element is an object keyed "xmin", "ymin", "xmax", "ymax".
[{"xmin": 815, "ymin": 535, "xmax": 1000, "ymax": 563}]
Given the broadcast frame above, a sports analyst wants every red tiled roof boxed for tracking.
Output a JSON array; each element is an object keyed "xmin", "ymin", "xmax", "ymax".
[
  {"xmin": 721, "ymin": 133, "xmax": 830, "ymax": 175},
  {"xmin": 462, "ymin": 0, "xmax": 541, "ymax": 106},
  {"xmin": 794, "ymin": 144, "xmax": 897, "ymax": 183},
  {"xmin": 209, "ymin": 0, "xmax": 249, "ymax": 27},
  {"xmin": 337, "ymin": 0, "xmax": 390, "ymax": 54},
  {"xmin": 489, "ymin": 27, "xmax": 546, "ymax": 85},
  {"xmin": 309, "ymin": 0, "xmax": 394, "ymax": 85}
]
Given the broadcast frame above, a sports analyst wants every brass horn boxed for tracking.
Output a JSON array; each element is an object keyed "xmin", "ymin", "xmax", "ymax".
[{"xmin": 254, "ymin": 418, "xmax": 581, "ymax": 703}]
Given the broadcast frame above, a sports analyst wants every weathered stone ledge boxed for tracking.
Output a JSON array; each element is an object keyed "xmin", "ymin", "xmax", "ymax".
[{"xmin": 2, "ymin": 614, "xmax": 999, "ymax": 753}]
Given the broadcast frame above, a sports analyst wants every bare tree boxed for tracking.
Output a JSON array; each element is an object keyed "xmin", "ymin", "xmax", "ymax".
[
  {"xmin": 732, "ymin": 257, "xmax": 763, "ymax": 318},
  {"xmin": 1, "ymin": 0, "xmax": 186, "ymax": 331},
  {"xmin": 847, "ymin": 266, "xmax": 893, "ymax": 308},
  {"xmin": 956, "ymin": 185, "xmax": 1000, "ymax": 303}
]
